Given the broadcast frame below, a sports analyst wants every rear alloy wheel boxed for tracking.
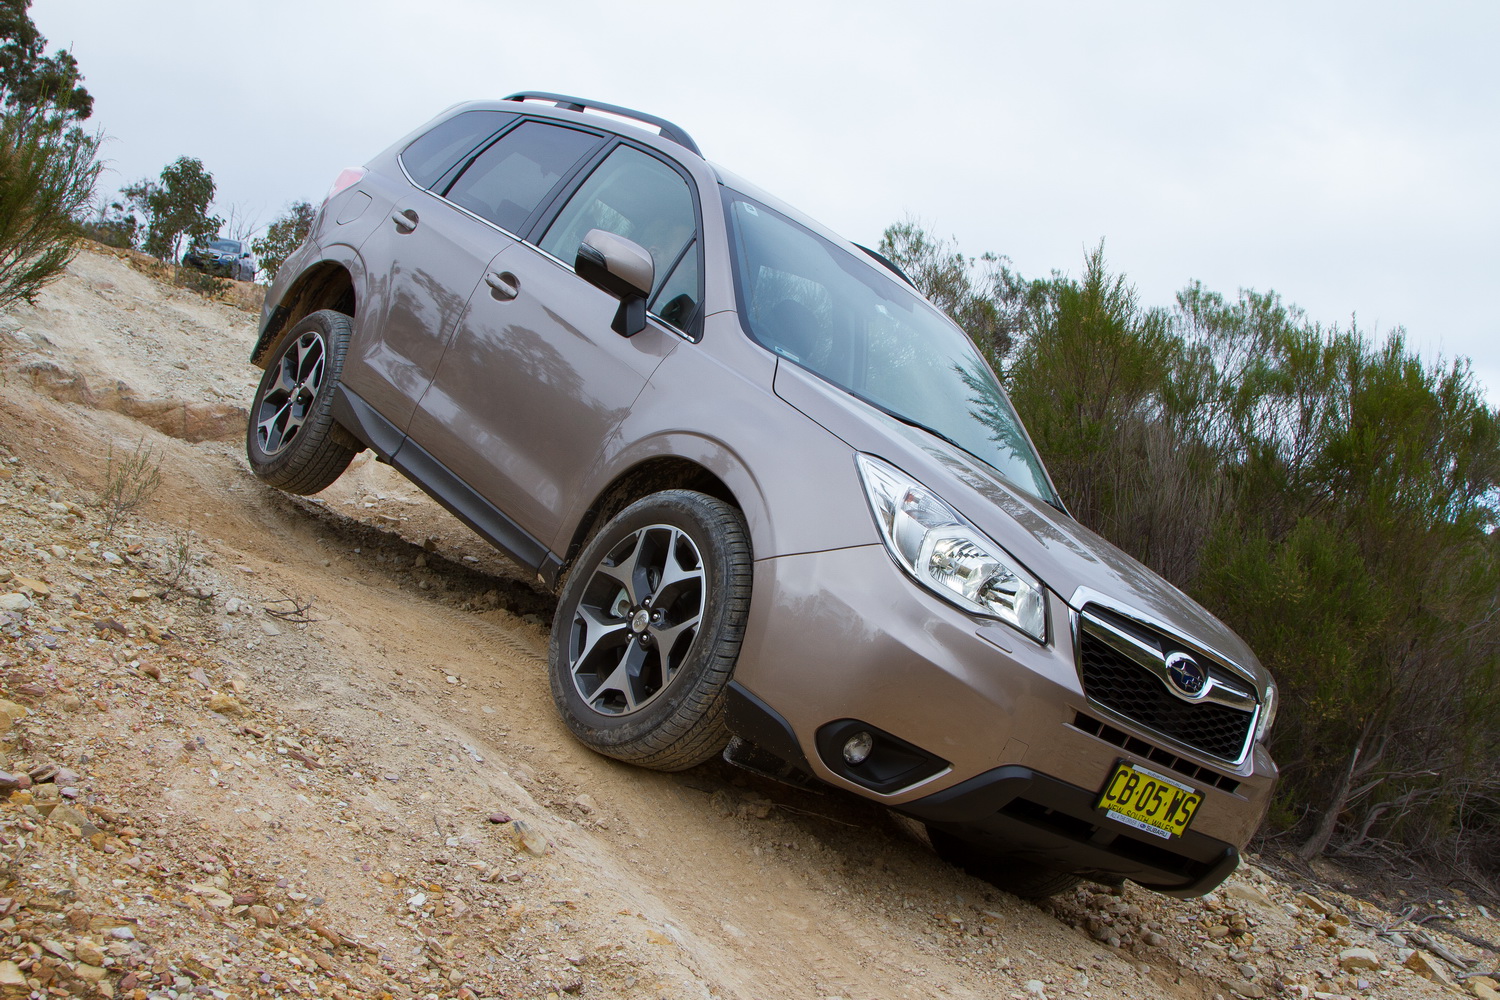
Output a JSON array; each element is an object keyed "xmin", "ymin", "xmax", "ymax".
[
  {"xmin": 246, "ymin": 309, "xmax": 358, "ymax": 494},
  {"xmin": 549, "ymin": 490, "xmax": 751, "ymax": 771}
]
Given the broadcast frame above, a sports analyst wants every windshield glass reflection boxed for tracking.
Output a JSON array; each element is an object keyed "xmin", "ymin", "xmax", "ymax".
[{"xmin": 725, "ymin": 193, "xmax": 1056, "ymax": 505}]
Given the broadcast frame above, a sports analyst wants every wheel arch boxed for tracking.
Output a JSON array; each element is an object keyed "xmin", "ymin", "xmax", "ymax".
[
  {"xmin": 558, "ymin": 445, "xmax": 767, "ymax": 582},
  {"xmin": 251, "ymin": 259, "xmax": 359, "ymax": 368}
]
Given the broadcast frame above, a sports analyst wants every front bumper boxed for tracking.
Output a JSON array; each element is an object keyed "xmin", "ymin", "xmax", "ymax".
[
  {"xmin": 900, "ymin": 765, "xmax": 1240, "ymax": 896},
  {"xmin": 186, "ymin": 255, "xmax": 235, "ymax": 275},
  {"xmin": 730, "ymin": 544, "xmax": 1277, "ymax": 888}
]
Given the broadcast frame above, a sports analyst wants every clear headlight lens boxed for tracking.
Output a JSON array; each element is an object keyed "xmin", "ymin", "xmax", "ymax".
[
  {"xmin": 857, "ymin": 454, "xmax": 1047, "ymax": 642},
  {"xmin": 1255, "ymin": 682, "xmax": 1278, "ymax": 742}
]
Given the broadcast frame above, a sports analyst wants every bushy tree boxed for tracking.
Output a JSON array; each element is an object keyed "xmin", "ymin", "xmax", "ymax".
[
  {"xmin": 80, "ymin": 196, "xmax": 140, "ymax": 249},
  {"xmin": 1003, "ymin": 243, "xmax": 1217, "ymax": 578},
  {"xmin": 1188, "ymin": 314, "xmax": 1500, "ymax": 863},
  {"xmin": 0, "ymin": 0, "xmax": 92, "ymax": 127},
  {"xmin": 887, "ymin": 219, "xmax": 1500, "ymax": 880},
  {"xmin": 252, "ymin": 200, "xmax": 315, "ymax": 281},
  {"xmin": 0, "ymin": 0, "xmax": 100, "ymax": 306},
  {"xmin": 125, "ymin": 157, "xmax": 222, "ymax": 261}
]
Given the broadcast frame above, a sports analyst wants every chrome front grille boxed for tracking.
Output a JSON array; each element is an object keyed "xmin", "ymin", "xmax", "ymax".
[{"xmin": 1075, "ymin": 607, "xmax": 1257, "ymax": 764}]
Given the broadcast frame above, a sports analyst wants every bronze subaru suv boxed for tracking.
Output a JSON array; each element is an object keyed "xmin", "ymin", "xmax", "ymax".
[{"xmin": 246, "ymin": 92, "xmax": 1278, "ymax": 898}]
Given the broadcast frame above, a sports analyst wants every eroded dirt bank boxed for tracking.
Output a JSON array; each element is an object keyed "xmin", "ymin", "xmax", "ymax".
[{"xmin": 0, "ymin": 247, "xmax": 1495, "ymax": 999}]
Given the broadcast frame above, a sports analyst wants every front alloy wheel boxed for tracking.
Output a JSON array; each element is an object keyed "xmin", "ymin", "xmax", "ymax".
[
  {"xmin": 549, "ymin": 490, "xmax": 751, "ymax": 771},
  {"xmin": 568, "ymin": 523, "xmax": 706, "ymax": 717},
  {"xmin": 245, "ymin": 309, "xmax": 358, "ymax": 495}
]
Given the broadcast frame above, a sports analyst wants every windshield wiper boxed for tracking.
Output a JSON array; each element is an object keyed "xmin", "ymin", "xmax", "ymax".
[
  {"xmin": 876, "ymin": 406, "xmax": 1067, "ymax": 513},
  {"xmin": 878, "ymin": 407, "xmax": 970, "ymax": 457}
]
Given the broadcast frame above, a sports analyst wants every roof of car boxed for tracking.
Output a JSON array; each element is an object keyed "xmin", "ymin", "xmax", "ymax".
[
  {"xmin": 474, "ymin": 94, "xmax": 917, "ymax": 291},
  {"xmin": 503, "ymin": 92, "xmax": 701, "ymax": 157}
]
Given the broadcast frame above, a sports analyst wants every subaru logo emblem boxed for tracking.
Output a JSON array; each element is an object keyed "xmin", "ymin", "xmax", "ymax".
[{"xmin": 1165, "ymin": 651, "xmax": 1208, "ymax": 697}]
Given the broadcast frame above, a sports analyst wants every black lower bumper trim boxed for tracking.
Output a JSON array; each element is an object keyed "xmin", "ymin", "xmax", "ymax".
[
  {"xmin": 898, "ymin": 765, "xmax": 1240, "ymax": 898},
  {"xmin": 724, "ymin": 683, "xmax": 811, "ymax": 771}
]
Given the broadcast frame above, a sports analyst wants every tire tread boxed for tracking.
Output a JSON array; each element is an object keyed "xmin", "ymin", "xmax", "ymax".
[{"xmin": 247, "ymin": 309, "xmax": 358, "ymax": 494}]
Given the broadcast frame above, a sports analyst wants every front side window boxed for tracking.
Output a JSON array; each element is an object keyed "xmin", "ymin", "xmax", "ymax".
[
  {"xmin": 400, "ymin": 110, "xmax": 515, "ymax": 189},
  {"xmin": 444, "ymin": 122, "xmax": 600, "ymax": 234},
  {"xmin": 539, "ymin": 145, "xmax": 698, "ymax": 313},
  {"xmin": 727, "ymin": 193, "xmax": 1057, "ymax": 506},
  {"xmin": 651, "ymin": 240, "xmax": 700, "ymax": 331}
]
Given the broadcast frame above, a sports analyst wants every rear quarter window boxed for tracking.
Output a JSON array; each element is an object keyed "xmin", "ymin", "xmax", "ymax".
[
  {"xmin": 444, "ymin": 122, "xmax": 602, "ymax": 234},
  {"xmin": 400, "ymin": 110, "xmax": 517, "ymax": 189}
]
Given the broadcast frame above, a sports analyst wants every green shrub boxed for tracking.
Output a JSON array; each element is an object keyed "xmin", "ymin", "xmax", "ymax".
[
  {"xmin": 172, "ymin": 264, "xmax": 229, "ymax": 298},
  {"xmin": 0, "ymin": 114, "xmax": 100, "ymax": 308}
]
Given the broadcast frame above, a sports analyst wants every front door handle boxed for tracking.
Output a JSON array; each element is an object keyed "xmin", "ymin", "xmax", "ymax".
[
  {"xmin": 485, "ymin": 270, "xmax": 519, "ymax": 300},
  {"xmin": 391, "ymin": 208, "xmax": 419, "ymax": 233}
]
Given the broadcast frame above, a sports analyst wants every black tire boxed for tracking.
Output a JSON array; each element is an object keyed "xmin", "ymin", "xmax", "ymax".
[
  {"xmin": 927, "ymin": 827, "xmax": 1084, "ymax": 899},
  {"xmin": 549, "ymin": 490, "xmax": 752, "ymax": 771},
  {"xmin": 246, "ymin": 309, "xmax": 358, "ymax": 494}
]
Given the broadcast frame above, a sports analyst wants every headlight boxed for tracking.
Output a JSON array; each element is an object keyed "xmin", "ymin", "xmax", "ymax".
[
  {"xmin": 856, "ymin": 454, "xmax": 1047, "ymax": 642},
  {"xmin": 1255, "ymin": 683, "xmax": 1277, "ymax": 742}
]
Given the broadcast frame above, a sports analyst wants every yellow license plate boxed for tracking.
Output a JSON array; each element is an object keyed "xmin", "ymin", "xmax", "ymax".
[{"xmin": 1096, "ymin": 762, "xmax": 1202, "ymax": 839}]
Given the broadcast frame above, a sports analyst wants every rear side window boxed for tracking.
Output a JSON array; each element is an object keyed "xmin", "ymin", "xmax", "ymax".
[
  {"xmin": 444, "ymin": 123, "xmax": 601, "ymax": 234},
  {"xmin": 400, "ymin": 111, "xmax": 515, "ymax": 189},
  {"xmin": 539, "ymin": 145, "xmax": 698, "ymax": 304}
]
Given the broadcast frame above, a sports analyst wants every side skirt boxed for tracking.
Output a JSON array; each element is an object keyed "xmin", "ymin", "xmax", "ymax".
[{"xmin": 331, "ymin": 386, "xmax": 565, "ymax": 588}]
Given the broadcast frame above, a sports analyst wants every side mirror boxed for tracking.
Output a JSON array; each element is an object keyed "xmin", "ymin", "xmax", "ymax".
[{"xmin": 575, "ymin": 229, "xmax": 654, "ymax": 337}]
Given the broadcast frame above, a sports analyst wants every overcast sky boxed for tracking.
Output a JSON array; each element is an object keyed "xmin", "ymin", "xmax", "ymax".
[{"xmin": 31, "ymin": 0, "xmax": 1500, "ymax": 404}]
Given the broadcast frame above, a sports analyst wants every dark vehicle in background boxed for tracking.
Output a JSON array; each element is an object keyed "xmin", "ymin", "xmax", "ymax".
[
  {"xmin": 242, "ymin": 92, "xmax": 1279, "ymax": 899},
  {"xmin": 183, "ymin": 237, "xmax": 255, "ymax": 281}
]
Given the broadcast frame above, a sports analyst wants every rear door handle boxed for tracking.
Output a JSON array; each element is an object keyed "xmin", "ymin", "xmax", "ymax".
[
  {"xmin": 391, "ymin": 208, "xmax": 419, "ymax": 233},
  {"xmin": 485, "ymin": 270, "xmax": 519, "ymax": 300}
]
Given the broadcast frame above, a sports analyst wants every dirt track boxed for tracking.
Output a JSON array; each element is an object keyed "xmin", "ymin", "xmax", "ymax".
[{"xmin": 0, "ymin": 246, "xmax": 1493, "ymax": 999}]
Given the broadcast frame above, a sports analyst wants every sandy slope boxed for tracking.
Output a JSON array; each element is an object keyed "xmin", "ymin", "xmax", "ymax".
[{"xmin": 0, "ymin": 246, "xmax": 1493, "ymax": 1000}]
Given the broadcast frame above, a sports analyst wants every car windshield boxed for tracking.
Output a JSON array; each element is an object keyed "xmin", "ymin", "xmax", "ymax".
[
  {"xmin": 204, "ymin": 239, "xmax": 241, "ymax": 253},
  {"xmin": 725, "ymin": 192, "xmax": 1057, "ymax": 506}
]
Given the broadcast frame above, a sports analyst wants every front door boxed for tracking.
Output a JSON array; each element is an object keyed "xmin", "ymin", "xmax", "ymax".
[{"xmin": 407, "ymin": 143, "xmax": 704, "ymax": 551}]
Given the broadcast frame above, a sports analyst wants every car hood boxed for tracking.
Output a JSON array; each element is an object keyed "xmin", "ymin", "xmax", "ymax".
[{"xmin": 773, "ymin": 360, "xmax": 1269, "ymax": 687}]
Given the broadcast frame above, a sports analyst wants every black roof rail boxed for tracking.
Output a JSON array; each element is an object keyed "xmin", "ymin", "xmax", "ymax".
[
  {"xmin": 504, "ymin": 92, "xmax": 702, "ymax": 157},
  {"xmin": 855, "ymin": 243, "xmax": 916, "ymax": 289}
]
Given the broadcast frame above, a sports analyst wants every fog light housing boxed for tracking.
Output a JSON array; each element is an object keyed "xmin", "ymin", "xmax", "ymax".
[
  {"xmin": 842, "ymin": 731, "xmax": 874, "ymax": 765},
  {"xmin": 815, "ymin": 719, "xmax": 950, "ymax": 794}
]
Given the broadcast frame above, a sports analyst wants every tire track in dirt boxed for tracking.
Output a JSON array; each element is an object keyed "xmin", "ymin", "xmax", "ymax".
[{"xmin": 3, "ymin": 381, "xmax": 1091, "ymax": 998}]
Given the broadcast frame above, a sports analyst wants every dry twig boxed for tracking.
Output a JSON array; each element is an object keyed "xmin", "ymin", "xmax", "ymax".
[
  {"xmin": 1409, "ymin": 929, "xmax": 1476, "ymax": 970},
  {"xmin": 263, "ymin": 589, "xmax": 322, "ymax": 624}
]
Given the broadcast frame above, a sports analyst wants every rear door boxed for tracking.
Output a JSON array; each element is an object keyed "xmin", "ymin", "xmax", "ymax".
[
  {"xmin": 347, "ymin": 116, "xmax": 603, "ymax": 430},
  {"xmin": 408, "ymin": 142, "xmax": 705, "ymax": 548}
]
